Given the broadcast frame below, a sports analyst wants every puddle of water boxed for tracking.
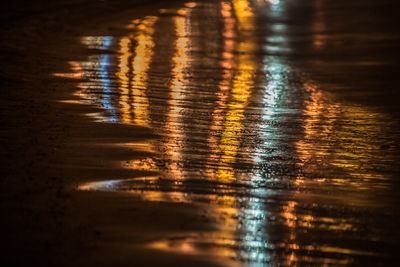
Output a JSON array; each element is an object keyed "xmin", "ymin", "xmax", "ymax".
[{"xmin": 63, "ymin": 0, "xmax": 400, "ymax": 265}]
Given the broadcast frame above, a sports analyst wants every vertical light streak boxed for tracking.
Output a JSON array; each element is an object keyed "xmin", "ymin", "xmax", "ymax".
[
  {"xmin": 206, "ymin": 1, "xmax": 236, "ymax": 180},
  {"xmin": 216, "ymin": 1, "xmax": 272, "ymax": 263},
  {"xmin": 78, "ymin": 36, "xmax": 118, "ymax": 122},
  {"xmin": 218, "ymin": 0, "xmax": 256, "ymax": 182},
  {"xmin": 116, "ymin": 37, "xmax": 133, "ymax": 124},
  {"xmin": 312, "ymin": 0, "xmax": 326, "ymax": 48},
  {"xmin": 165, "ymin": 6, "xmax": 193, "ymax": 180},
  {"xmin": 116, "ymin": 17, "xmax": 157, "ymax": 126},
  {"xmin": 131, "ymin": 16, "xmax": 158, "ymax": 127},
  {"xmin": 115, "ymin": 18, "xmax": 159, "ymax": 175}
]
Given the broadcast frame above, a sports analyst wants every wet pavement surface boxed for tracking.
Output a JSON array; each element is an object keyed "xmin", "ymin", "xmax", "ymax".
[{"xmin": 57, "ymin": 0, "xmax": 400, "ymax": 265}]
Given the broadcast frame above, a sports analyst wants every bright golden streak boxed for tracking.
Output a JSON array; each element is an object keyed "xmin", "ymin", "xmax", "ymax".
[
  {"xmin": 116, "ymin": 37, "xmax": 133, "ymax": 124},
  {"xmin": 218, "ymin": 0, "xmax": 256, "ymax": 182},
  {"xmin": 131, "ymin": 16, "xmax": 158, "ymax": 127},
  {"xmin": 184, "ymin": 2, "xmax": 197, "ymax": 8},
  {"xmin": 234, "ymin": 0, "xmax": 256, "ymax": 32},
  {"xmin": 114, "ymin": 19, "xmax": 159, "ymax": 175},
  {"xmin": 206, "ymin": 1, "xmax": 236, "ymax": 181},
  {"xmin": 164, "ymin": 9, "xmax": 191, "ymax": 180},
  {"xmin": 116, "ymin": 17, "xmax": 157, "ymax": 126}
]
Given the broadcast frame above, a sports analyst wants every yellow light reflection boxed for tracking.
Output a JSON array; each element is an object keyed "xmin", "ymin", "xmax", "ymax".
[
  {"xmin": 218, "ymin": 0, "xmax": 257, "ymax": 182},
  {"xmin": 312, "ymin": 0, "xmax": 326, "ymax": 48},
  {"xmin": 114, "ymin": 18, "xmax": 160, "ymax": 177},
  {"xmin": 116, "ymin": 37, "xmax": 133, "ymax": 124},
  {"xmin": 131, "ymin": 16, "xmax": 157, "ymax": 127},
  {"xmin": 296, "ymin": 81, "xmax": 388, "ymax": 186},
  {"xmin": 164, "ymin": 7, "xmax": 192, "ymax": 180},
  {"xmin": 206, "ymin": 1, "xmax": 236, "ymax": 180},
  {"xmin": 234, "ymin": 0, "xmax": 256, "ymax": 32},
  {"xmin": 216, "ymin": 2, "xmax": 274, "ymax": 263},
  {"xmin": 116, "ymin": 16, "xmax": 158, "ymax": 126},
  {"xmin": 53, "ymin": 61, "xmax": 84, "ymax": 80}
]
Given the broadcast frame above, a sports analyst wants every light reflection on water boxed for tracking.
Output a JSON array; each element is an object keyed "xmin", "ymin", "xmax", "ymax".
[{"xmin": 66, "ymin": 0, "xmax": 400, "ymax": 265}]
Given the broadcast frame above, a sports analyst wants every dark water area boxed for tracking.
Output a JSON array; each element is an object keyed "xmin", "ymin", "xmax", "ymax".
[
  {"xmin": 56, "ymin": 0, "xmax": 400, "ymax": 265},
  {"xmin": 284, "ymin": 0, "xmax": 400, "ymax": 115}
]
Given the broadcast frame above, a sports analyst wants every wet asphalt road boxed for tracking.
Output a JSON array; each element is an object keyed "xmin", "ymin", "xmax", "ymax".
[{"xmin": 61, "ymin": 0, "xmax": 400, "ymax": 265}]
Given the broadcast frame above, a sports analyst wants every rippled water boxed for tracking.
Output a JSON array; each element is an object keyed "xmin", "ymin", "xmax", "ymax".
[{"xmin": 61, "ymin": 0, "xmax": 400, "ymax": 265}]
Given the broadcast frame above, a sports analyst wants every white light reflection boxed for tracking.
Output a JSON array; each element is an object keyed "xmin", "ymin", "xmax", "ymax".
[
  {"xmin": 81, "ymin": 36, "xmax": 113, "ymax": 50},
  {"xmin": 252, "ymin": 0, "xmax": 290, "ymax": 177},
  {"xmin": 252, "ymin": 56, "xmax": 289, "ymax": 170},
  {"xmin": 80, "ymin": 36, "xmax": 118, "ymax": 122},
  {"xmin": 230, "ymin": 0, "xmax": 276, "ymax": 265},
  {"xmin": 99, "ymin": 54, "xmax": 118, "ymax": 122},
  {"xmin": 267, "ymin": 0, "xmax": 280, "ymax": 6},
  {"xmin": 79, "ymin": 179, "xmax": 121, "ymax": 191},
  {"xmin": 239, "ymin": 0, "xmax": 295, "ymax": 265},
  {"xmin": 264, "ymin": 0, "xmax": 290, "ymax": 55},
  {"xmin": 239, "ymin": 195, "xmax": 272, "ymax": 265}
]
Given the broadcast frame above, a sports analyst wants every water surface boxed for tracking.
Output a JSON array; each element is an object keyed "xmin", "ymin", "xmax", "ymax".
[{"xmin": 65, "ymin": 0, "xmax": 400, "ymax": 265}]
